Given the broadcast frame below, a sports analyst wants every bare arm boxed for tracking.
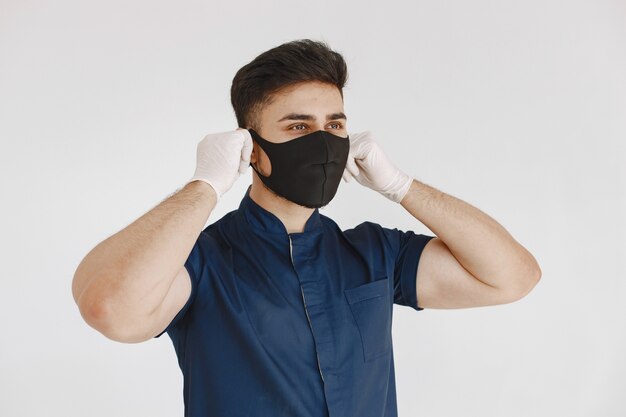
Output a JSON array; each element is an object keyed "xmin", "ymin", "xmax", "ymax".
[
  {"xmin": 72, "ymin": 180, "xmax": 217, "ymax": 341},
  {"xmin": 400, "ymin": 179, "xmax": 541, "ymax": 308}
]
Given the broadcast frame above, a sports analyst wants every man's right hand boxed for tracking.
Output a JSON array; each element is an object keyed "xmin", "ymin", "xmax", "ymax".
[{"xmin": 187, "ymin": 128, "xmax": 253, "ymax": 201}]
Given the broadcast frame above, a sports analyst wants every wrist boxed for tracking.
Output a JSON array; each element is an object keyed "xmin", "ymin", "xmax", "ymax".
[
  {"xmin": 186, "ymin": 179, "xmax": 219, "ymax": 203},
  {"xmin": 383, "ymin": 170, "xmax": 413, "ymax": 203}
]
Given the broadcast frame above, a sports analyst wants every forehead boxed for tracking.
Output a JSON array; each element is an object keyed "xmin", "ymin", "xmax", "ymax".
[{"xmin": 262, "ymin": 81, "xmax": 344, "ymax": 116}]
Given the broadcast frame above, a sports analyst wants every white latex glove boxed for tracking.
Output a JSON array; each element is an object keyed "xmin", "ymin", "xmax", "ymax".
[
  {"xmin": 187, "ymin": 128, "xmax": 253, "ymax": 201},
  {"xmin": 342, "ymin": 130, "xmax": 413, "ymax": 203}
]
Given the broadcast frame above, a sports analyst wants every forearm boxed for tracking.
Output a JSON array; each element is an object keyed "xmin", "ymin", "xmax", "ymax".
[
  {"xmin": 400, "ymin": 179, "xmax": 541, "ymax": 292},
  {"xmin": 73, "ymin": 180, "xmax": 217, "ymax": 325}
]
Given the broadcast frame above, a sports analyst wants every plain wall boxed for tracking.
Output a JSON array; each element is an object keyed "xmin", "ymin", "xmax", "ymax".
[{"xmin": 1, "ymin": 0, "xmax": 624, "ymax": 415}]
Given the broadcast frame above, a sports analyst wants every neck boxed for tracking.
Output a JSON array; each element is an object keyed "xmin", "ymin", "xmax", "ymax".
[{"xmin": 248, "ymin": 176, "xmax": 315, "ymax": 234}]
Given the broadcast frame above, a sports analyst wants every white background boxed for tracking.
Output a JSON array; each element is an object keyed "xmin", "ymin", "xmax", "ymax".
[{"xmin": 1, "ymin": 0, "xmax": 624, "ymax": 416}]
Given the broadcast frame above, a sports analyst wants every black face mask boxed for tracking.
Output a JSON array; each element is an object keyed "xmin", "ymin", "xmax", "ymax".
[{"xmin": 248, "ymin": 128, "xmax": 350, "ymax": 209}]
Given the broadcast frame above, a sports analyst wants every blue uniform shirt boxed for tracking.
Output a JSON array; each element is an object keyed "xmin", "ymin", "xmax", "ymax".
[{"xmin": 155, "ymin": 185, "xmax": 435, "ymax": 417}]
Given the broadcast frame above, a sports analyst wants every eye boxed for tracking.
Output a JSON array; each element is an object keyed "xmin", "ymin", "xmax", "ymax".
[{"xmin": 289, "ymin": 122, "xmax": 344, "ymax": 131}]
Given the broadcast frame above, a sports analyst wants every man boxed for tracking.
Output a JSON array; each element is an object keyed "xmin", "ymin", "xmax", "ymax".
[{"xmin": 72, "ymin": 39, "xmax": 541, "ymax": 417}]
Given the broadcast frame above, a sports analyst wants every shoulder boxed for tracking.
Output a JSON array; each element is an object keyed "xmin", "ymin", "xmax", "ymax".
[
  {"xmin": 319, "ymin": 216, "xmax": 393, "ymax": 253},
  {"xmin": 342, "ymin": 220, "xmax": 393, "ymax": 248},
  {"xmin": 196, "ymin": 209, "xmax": 240, "ymax": 250},
  {"xmin": 319, "ymin": 214, "xmax": 376, "ymax": 237},
  {"xmin": 342, "ymin": 220, "xmax": 384, "ymax": 237}
]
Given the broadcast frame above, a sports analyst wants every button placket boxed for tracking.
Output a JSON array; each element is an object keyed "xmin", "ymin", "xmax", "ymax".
[
  {"xmin": 289, "ymin": 235, "xmax": 325, "ymax": 383},
  {"xmin": 288, "ymin": 232, "xmax": 345, "ymax": 416}
]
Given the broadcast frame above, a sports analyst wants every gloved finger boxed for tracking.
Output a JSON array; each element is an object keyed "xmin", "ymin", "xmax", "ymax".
[
  {"xmin": 346, "ymin": 155, "xmax": 360, "ymax": 177},
  {"xmin": 238, "ymin": 132, "xmax": 253, "ymax": 174},
  {"xmin": 342, "ymin": 168, "xmax": 352, "ymax": 183}
]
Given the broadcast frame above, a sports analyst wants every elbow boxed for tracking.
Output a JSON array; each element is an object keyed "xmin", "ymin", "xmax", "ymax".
[
  {"xmin": 509, "ymin": 257, "xmax": 542, "ymax": 301},
  {"xmin": 75, "ymin": 285, "xmax": 119, "ymax": 339},
  {"xmin": 76, "ymin": 288, "xmax": 112, "ymax": 332},
  {"xmin": 518, "ymin": 269, "xmax": 541, "ymax": 300},
  {"xmin": 75, "ymin": 283, "xmax": 153, "ymax": 344},
  {"xmin": 78, "ymin": 296, "xmax": 144, "ymax": 343},
  {"xmin": 526, "ymin": 253, "xmax": 542, "ymax": 289}
]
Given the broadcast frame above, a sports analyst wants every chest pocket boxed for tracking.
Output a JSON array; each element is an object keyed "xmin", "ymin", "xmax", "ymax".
[{"xmin": 344, "ymin": 277, "xmax": 392, "ymax": 362}]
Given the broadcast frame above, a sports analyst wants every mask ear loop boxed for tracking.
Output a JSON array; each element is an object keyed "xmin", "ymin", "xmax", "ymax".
[
  {"xmin": 247, "ymin": 129, "xmax": 263, "ymax": 170},
  {"xmin": 249, "ymin": 140, "xmax": 269, "ymax": 178}
]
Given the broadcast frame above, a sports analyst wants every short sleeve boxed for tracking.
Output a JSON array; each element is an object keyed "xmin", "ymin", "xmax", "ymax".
[
  {"xmin": 379, "ymin": 225, "xmax": 435, "ymax": 311},
  {"xmin": 153, "ymin": 233, "xmax": 205, "ymax": 338}
]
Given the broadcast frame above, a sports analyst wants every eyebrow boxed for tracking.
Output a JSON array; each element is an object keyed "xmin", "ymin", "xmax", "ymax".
[{"xmin": 276, "ymin": 112, "xmax": 347, "ymax": 123}]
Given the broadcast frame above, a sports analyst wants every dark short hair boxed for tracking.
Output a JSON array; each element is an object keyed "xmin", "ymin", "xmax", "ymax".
[{"xmin": 230, "ymin": 38, "xmax": 348, "ymax": 132}]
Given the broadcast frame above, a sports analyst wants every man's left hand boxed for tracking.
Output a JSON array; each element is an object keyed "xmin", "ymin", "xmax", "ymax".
[{"xmin": 342, "ymin": 130, "xmax": 414, "ymax": 203}]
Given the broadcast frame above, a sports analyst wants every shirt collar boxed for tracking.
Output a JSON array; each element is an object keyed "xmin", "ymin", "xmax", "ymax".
[{"xmin": 239, "ymin": 185, "xmax": 322, "ymax": 235}]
